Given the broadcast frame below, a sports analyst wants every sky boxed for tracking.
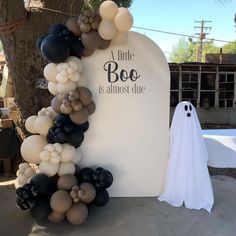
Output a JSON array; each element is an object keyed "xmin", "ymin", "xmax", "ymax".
[{"xmin": 130, "ymin": 0, "xmax": 236, "ymax": 59}]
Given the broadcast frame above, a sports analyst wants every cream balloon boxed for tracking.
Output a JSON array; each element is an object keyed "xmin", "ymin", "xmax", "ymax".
[
  {"xmin": 111, "ymin": 31, "xmax": 128, "ymax": 45},
  {"xmin": 39, "ymin": 161, "xmax": 59, "ymax": 177},
  {"xmin": 34, "ymin": 116, "xmax": 53, "ymax": 136},
  {"xmin": 48, "ymin": 82, "xmax": 58, "ymax": 95},
  {"xmin": 61, "ymin": 144, "xmax": 76, "ymax": 162},
  {"xmin": 58, "ymin": 162, "xmax": 75, "ymax": 176},
  {"xmin": 98, "ymin": 19, "xmax": 117, "ymax": 40},
  {"xmin": 114, "ymin": 10, "xmax": 133, "ymax": 32},
  {"xmin": 25, "ymin": 116, "xmax": 38, "ymax": 134},
  {"xmin": 66, "ymin": 56, "xmax": 83, "ymax": 73},
  {"xmin": 21, "ymin": 135, "xmax": 47, "ymax": 164},
  {"xmin": 44, "ymin": 63, "xmax": 57, "ymax": 82},
  {"xmin": 72, "ymin": 148, "xmax": 82, "ymax": 164},
  {"xmin": 99, "ymin": 1, "xmax": 118, "ymax": 20},
  {"xmin": 57, "ymin": 81, "xmax": 77, "ymax": 94}
]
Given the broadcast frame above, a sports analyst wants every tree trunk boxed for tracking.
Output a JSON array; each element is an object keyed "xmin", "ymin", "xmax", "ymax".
[{"xmin": 0, "ymin": 0, "xmax": 83, "ymax": 120}]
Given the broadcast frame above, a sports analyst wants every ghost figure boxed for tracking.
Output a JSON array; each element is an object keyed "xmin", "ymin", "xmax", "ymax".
[{"xmin": 158, "ymin": 101, "xmax": 214, "ymax": 213}]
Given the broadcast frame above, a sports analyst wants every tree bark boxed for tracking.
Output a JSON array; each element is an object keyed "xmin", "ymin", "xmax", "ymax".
[{"xmin": 0, "ymin": 0, "xmax": 83, "ymax": 119}]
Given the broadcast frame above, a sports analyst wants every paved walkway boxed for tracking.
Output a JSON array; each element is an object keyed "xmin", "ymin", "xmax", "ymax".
[{"xmin": 0, "ymin": 176, "xmax": 236, "ymax": 236}]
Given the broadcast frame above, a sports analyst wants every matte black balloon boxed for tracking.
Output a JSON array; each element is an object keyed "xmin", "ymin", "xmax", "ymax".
[
  {"xmin": 16, "ymin": 196, "xmax": 29, "ymax": 211},
  {"xmin": 30, "ymin": 197, "xmax": 51, "ymax": 220},
  {"xmin": 36, "ymin": 34, "xmax": 48, "ymax": 49},
  {"xmin": 30, "ymin": 174, "xmax": 53, "ymax": 195},
  {"xmin": 67, "ymin": 127, "xmax": 84, "ymax": 148},
  {"xmin": 25, "ymin": 198, "xmax": 37, "ymax": 209},
  {"xmin": 78, "ymin": 167, "xmax": 95, "ymax": 184},
  {"xmin": 78, "ymin": 121, "xmax": 89, "ymax": 132},
  {"xmin": 41, "ymin": 35, "xmax": 70, "ymax": 63},
  {"xmin": 93, "ymin": 189, "xmax": 109, "ymax": 207},
  {"xmin": 49, "ymin": 24, "xmax": 67, "ymax": 35},
  {"xmin": 94, "ymin": 168, "xmax": 113, "ymax": 190},
  {"xmin": 30, "ymin": 185, "xmax": 40, "ymax": 197},
  {"xmin": 70, "ymin": 37, "xmax": 84, "ymax": 58}
]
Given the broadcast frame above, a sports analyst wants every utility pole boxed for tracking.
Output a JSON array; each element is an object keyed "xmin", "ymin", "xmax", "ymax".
[{"xmin": 194, "ymin": 20, "xmax": 212, "ymax": 62}]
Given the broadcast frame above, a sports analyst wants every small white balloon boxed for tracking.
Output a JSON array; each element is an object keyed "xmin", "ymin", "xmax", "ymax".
[
  {"xmin": 114, "ymin": 9, "xmax": 133, "ymax": 32},
  {"xmin": 58, "ymin": 162, "xmax": 75, "ymax": 176},
  {"xmin": 18, "ymin": 175, "xmax": 28, "ymax": 184},
  {"xmin": 40, "ymin": 150, "xmax": 50, "ymax": 161},
  {"xmin": 98, "ymin": 19, "xmax": 117, "ymax": 40},
  {"xmin": 66, "ymin": 56, "xmax": 83, "ymax": 73},
  {"xmin": 44, "ymin": 63, "xmax": 57, "ymax": 82},
  {"xmin": 39, "ymin": 161, "xmax": 59, "ymax": 177},
  {"xmin": 34, "ymin": 116, "xmax": 53, "ymax": 136},
  {"xmin": 25, "ymin": 116, "xmax": 38, "ymax": 134},
  {"xmin": 48, "ymin": 82, "xmax": 58, "ymax": 95},
  {"xmin": 53, "ymin": 143, "xmax": 63, "ymax": 153},
  {"xmin": 24, "ymin": 168, "xmax": 35, "ymax": 178},
  {"xmin": 57, "ymin": 81, "xmax": 77, "ymax": 94},
  {"xmin": 99, "ymin": 0, "xmax": 118, "ymax": 20},
  {"xmin": 61, "ymin": 144, "xmax": 76, "ymax": 162},
  {"xmin": 21, "ymin": 135, "xmax": 47, "ymax": 164}
]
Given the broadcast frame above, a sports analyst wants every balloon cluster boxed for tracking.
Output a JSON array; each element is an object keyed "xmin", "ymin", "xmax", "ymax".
[{"xmin": 15, "ymin": 0, "xmax": 134, "ymax": 226}]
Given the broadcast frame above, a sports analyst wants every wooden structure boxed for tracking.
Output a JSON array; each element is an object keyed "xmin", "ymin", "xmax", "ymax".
[{"xmin": 170, "ymin": 63, "xmax": 236, "ymax": 128}]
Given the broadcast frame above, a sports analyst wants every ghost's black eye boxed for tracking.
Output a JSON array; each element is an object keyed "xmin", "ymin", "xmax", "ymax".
[
  {"xmin": 187, "ymin": 113, "xmax": 191, "ymax": 117},
  {"xmin": 189, "ymin": 105, "xmax": 192, "ymax": 111},
  {"xmin": 184, "ymin": 105, "xmax": 188, "ymax": 111}
]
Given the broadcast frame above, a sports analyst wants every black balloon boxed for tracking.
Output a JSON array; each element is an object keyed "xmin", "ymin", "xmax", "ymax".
[
  {"xmin": 49, "ymin": 24, "xmax": 67, "ymax": 35},
  {"xmin": 93, "ymin": 189, "xmax": 109, "ymax": 207},
  {"xmin": 78, "ymin": 121, "xmax": 89, "ymax": 132},
  {"xmin": 16, "ymin": 196, "xmax": 29, "ymax": 211},
  {"xmin": 36, "ymin": 34, "xmax": 48, "ymax": 49},
  {"xmin": 67, "ymin": 127, "xmax": 84, "ymax": 147},
  {"xmin": 70, "ymin": 37, "xmax": 84, "ymax": 58},
  {"xmin": 41, "ymin": 34, "xmax": 70, "ymax": 63},
  {"xmin": 30, "ymin": 197, "xmax": 51, "ymax": 220},
  {"xmin": 93, "ymin": 168, "xmax": 113, "ymax": 190},
  {"xmin": 29, "ymin": 174, "xmax": 53, "ymax": 195},
  {"xmin": 78, "ymin": 167, "xmax": 95, "ymax": 184}
]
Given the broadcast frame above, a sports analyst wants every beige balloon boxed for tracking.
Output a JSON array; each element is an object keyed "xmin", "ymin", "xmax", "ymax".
[
  {"xmin": 111, "ymin": 31, "xmax": 128, "ymax": 45},
  {"xmin": 114, "ymin": 10, "xmax": 133, "ymax": 32},
  {"xmin": 34, "ymin": 116, "xmax": 53, "ymax": 136},
  {"xmin": 50, "ymin": 190, "xmax": 72, "ymax": 213},
  {"xmin": 21, "ymin": 135, "xmax": 47, "ymax": 164},
  {"xmin": 61, "ymin": 144, "xmax": 76, "ymax": 162},
  {"xmin": 25, "ymin": 115, "xmax": 38, "ymax": 134},
  {"xmin": 48, "ymin": 82, "xmax": 58, "ymax": 95},
  {"xmin": 48, "ymin": 211, "xmax": 66, "ymax": 223},
  {"xmin": 39, "ymin": 161, "xmax": 59, "ymax": 177},
  {"xmin": 57, "ymin": 174, "xmax": 78, "ymax": 191},
  {"xmin": 66, "ymin": 203, "xmax": 88, "ymax": 225},
  {"xmin": 44, "ymin": 63, "xmax": 57, "ymax": 83},
  {"xmin": 99, "ymin": 0, "xmax": 118, "ymax": 20},
  {"xmin": 98, "ymin": 19, "xmax": 117, "ymax": 40},
  {"xmin": 66, "ymin": 56, "xmax": 83, "ymax": 73},
  {"xmin": 79, "ymin": 182, "xmax": 96, "ymax": 203},
  {"xmin": 57, "ymin": 81, "xmax": 77, "ymax": 94},
  {"xmin": 66, "ymin": 17, "xmax": 81, "ymax": 36},
  {"xmin": 69, "ymin": 108, "xmax": 89, "ymax": 125},
  {"xmin": 58, "ymin": 162, "xmax": 75, "ymax": 176}
]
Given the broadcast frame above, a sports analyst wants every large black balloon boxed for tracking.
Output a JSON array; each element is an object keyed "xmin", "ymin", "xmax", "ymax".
[
  {"xmin": 49, "ymin": 24, "xmax": 67, "ymax": 35},
  {"xmin": 78, "ymin": 167, "xmax": 95, "ymax": 184},
  {"xmin": 41, "ymin": 35, "xmax": 70, "ymax": 63},
  {"xmin": 93, "ymin": 167, "xmax": 113, "ymax": 190},
  {"xmin": 93, "ymin": 189, "xmax": 109, "ymax": 207},
  {"xmin": 67, "ymin": 127, "xmax": 84, "ymax": 147},
  {"xmin": 36, "ymin": 34, "xmax": 48, "ymax": 49},
  {"xmin": 30, "ymin": 197, "xmax": 51, "ymax": 220},
  {"xmin": 70, "ymin": 37, "xmax": 84, "ymax": 58},
  {"xmin": 29, "ymin": 174, "xmax": 53, "ymax": 195}
]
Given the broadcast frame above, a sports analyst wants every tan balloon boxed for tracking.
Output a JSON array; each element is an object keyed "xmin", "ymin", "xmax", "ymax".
[
  {"xmin": 111, "ymin": 31, "xmax": 128, "ymax": 45},
  {"xmin": 66, "ymin": 17, "xmax": 81, "ymax": 36},
  {"xmin": 82, "ymin": 48, "xmax": 94, "ymax": 57},
  {"xmin": 99, "ymin": 39, "xmax": 110, "ymax": 49},
  {"xmin": 85, "ymin": 101, "xmax": 96, "ymax": 115},
  {"xmin": 58, "ymin": 162, "xmax": 75, "ymax": 176},
  {"xmin": 66, "ymin": 203, "xmax": 88, "ymax": 225},
  {"xmin": 99, "ymin": 0, "xmax": 118, "ymax": 20},
  {"xmin": 48, "ymin": 211, "xmax": 66, "ymax": 223},
  {"xmin": 50, "ymin": 190, "xmax": 72, "ymax": 213},
  {"xmin": 79, "ymin": 183, "xmax": 96, "ymax": 203},
  {"xmin": 48, "ymin": 82, "xmax": 58, "ymax": 95},
  {"xmin": 114, "ymin": 10, "xmax": 133, "ymax": 32},
  {"xmin": 98, "ymin": 19, "xmax": 117, "ymax": 40},
  {"xmin": 78, "ymin": 87, "xmax": 92, "ymax": 105},
  {"xmin": 51, "ymin": 96, "xmax": 62, "ymax": 114},
  {"xmin": 69, "ymin": 108, "xmax": 89, "ymax": 125},
  {"xmin": 34, "ymin": 116, "xmax": 53, "ymax": 136},
  {"xmin": 25, "ymin": 115, "xmax": 38, "ymax": 134},
  {"xmin": 57, "ymin": 174, "xmax": 78, "ymax": 191},
  {"xmin": 61, "ymin": 144, "xmax": 77, "ymax": 162},
  {"xmin": 21, "ymin": 135, "xmax": 47, "ymax": 164},
  {"xmin": 44, "ymin": 63, "xmax": 57, "ymax": 82},
  {"xmin": 81, "ymin": 31, "xmax": 102, "ymax": 50},
  {"xmin": 39, "ymin": 161, "xmax": 59, "ymax": 177},
  {"xmin": 57, "ymin": 81, "xmax": 76, "ymax": 94}
]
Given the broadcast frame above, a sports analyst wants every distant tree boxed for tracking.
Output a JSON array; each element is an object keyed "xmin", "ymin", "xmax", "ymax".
[
  {"xmin": 222, "ymin": 41, "xmax": 236, "ymax": 53},
  {"xmin": 170, "ymin": 38, "xmax": 220, "ymax": 63}
]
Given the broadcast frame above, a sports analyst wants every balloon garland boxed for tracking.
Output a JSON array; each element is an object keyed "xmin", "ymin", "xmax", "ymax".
[{"xmin": 15, "ymin": 1, "xmax": 133, "ymax": 225}]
